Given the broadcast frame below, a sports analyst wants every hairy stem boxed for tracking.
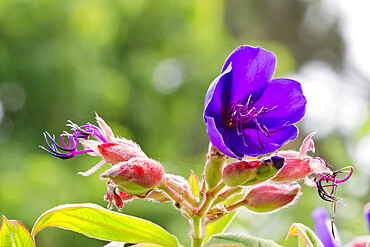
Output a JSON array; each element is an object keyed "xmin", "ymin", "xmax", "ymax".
[{"xmin": 191, "ymin": 216, "xmax": 204, "ymax": 247}]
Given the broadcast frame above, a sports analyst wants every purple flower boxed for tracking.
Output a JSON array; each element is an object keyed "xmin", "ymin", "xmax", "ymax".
[
  {"xmin": 312, "ymin": 207, "xmax": 341, "ymax": 247},
  {"xmin": 312, "ymin": 205, "xmax": 370, "ymax": 247},
  {"xmin": 204, "ymin": 46, "xmax": 306, "ymax": 159}
]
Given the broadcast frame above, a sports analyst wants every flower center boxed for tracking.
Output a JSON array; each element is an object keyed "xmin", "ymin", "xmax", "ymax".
[{"xmin": 225, "ymin": 95, "xmax": 283, "ymax": 148}]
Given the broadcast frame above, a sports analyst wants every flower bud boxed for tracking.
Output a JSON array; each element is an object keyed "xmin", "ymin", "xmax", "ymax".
[
  {"xmin": 222, "ymin": 160, "xmax": 259, "ymax": 187},
  {"xmin": 223, "ymin": 156, "xmax": 284, "ymax": 187},
  {"xmin": 100, "ymin": 157, "xmax": 165, "ymax": 195},
  {"xmin": 243, "ymin": 183, "xmax": 301, "ymax": 213},
  {"xmin": 204, "ymin": 144, "xmax": 226, "ymax": 190},
  {"xmin": 98, "ymin": 139, "xmax": 147, "ymax": 165}
]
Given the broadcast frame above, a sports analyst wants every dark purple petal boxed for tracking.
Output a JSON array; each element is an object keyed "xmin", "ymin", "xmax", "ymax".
[
  {"xmin": 312, "ymin": 207, "xmax": 341, "ymax": 247},
  {"xmin": 204, "ymin": 115, "xmax": 243, "ymax": 158},
  {"xmin": 230, "ymin": 125, "xmax": 298, "ymax": 157},
  {"xmin": 221, "ymin": 46, "xmax": 276, "ymax": 104},
  {"xmin": 254, "ymin": 78, "xmax": 307, "ymax": 128}
]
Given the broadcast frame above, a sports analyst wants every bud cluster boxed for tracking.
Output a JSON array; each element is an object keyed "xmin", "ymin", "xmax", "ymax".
[{"xmin": 41, "ymin": 115, "xmax": 352, "ymax": 247}]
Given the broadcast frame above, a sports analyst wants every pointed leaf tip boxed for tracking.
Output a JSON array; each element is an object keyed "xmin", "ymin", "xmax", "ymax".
[
  {"xmin": 188, "ymin": 170, "xmax": 200, "ymax": 197},
  {"xmin": 0, "ymin": 216, "xmax": 35, "ymax": 247},
  {"xmin": 286, "ymin": 223, "xmax": 324, "ymax": 247}
]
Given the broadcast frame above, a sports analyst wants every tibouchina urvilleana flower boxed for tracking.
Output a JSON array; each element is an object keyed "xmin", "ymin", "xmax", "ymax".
[{"xmin": 204, "ymin": 45, "xmax": 306, "ymax": 159}]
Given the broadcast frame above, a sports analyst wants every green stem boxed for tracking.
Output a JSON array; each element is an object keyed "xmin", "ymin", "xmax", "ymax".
[
  {"xmin": 159, "ymin": 185, "xmax": 196, "ymax": 214},
  {"xmin": 225, "ymin": 199, "xmax": 246, "ymax": 212},
  {"xmin": 197, "ymin": 182, "xmax": 225, "ymax": 216},
  {"xmin": 211, "ymin": 186, "xmax": 243, "ymax": 207},
  {"xmin": 191, "ymin": 216, "xmax": 204, "ymax": 247}
]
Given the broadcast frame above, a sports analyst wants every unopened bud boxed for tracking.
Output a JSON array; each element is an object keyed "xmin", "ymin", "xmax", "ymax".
[
  {"xmin": 223, "ymin": 156, "xmax": 284, "ymax": 187},
  {"xmin": 204, "ymin": 144, "xmax": 226, "ymax": 190},
  {"xmin": 98, "ymin": 139, "xmax": 147, "ymax": 164},
  {"xmin": 100, "ymin": 158, "xmax": 165, "ymax": 195},
  {"xmin": 222, "ymin": 160, "xmax": 259, "ymax": 187},
  {"xmin": 243, "ymin": 183, "xmax": 301, "ymax": 213}
]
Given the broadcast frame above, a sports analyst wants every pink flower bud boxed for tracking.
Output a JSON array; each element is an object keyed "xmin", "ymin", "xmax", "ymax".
[
  {"xmin": 98, "ymin": 139, "xmax": 147, "ymax": 164},
  {"xmin": 100, "ymin": 157, "xmax": 165, "ymax": 195},
  {"xmin": 244, "ymin": 183, "xmax": 301, "ymax": 213},
  {"xmin": 223, "ymin": 156, "xmax": 284, "ymax": 186},
  {"xmin": 222, "ymin": 160, "xmax": 260, "ymax": 186}
]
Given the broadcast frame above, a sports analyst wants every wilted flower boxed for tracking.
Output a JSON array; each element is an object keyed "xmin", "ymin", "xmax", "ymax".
[
  {"xmin": 272, "ymin": 133, "xmax": 332, "ymax": 183},
  {"xmin": 40, "ymin": 114, "xmax": 146, "ymax": 176},
  {"xmin": 271, "ymin": 133, "xmax": 353, "ymax": 204},
  {"xmin": 204, "ymin": 45, "xmax": 306, "ymax": 159}
]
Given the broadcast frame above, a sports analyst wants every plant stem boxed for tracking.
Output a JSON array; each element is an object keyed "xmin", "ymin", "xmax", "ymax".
[
  {"xmin": 159, "ymin": 184, "xmax": 196, "ymax": 213},
  {"xmin": 225, "ymin": 199, "xmax": 246, "ymax": 212},
  {"xmin": 191, "ymin": 216, "xmax": 204, "ymax": 247}
]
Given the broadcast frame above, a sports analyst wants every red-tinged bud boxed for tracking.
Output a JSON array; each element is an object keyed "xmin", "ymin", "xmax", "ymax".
[
  {"xmin": 98, "ymin": 139, "xmax": 147, "ymax": 164},
  {"xmin": 222, "ymin": 160, "xmax": 260, "ymax": 187},
  {"xmin": 223, "ymin": 156, "xmax": 284, "ymax": 187},
  {"xmin": 100, "ymin": 157, "xmax": 165, "ymax": 195},
  {"xmin": 243, "ymin": 183, "xmax": 301, "ymax": 213}
]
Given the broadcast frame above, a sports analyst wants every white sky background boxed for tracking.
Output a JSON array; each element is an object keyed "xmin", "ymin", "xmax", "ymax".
[{"xmin": 295, "ymin": 0, "xmax": 370, "ymax": 174}]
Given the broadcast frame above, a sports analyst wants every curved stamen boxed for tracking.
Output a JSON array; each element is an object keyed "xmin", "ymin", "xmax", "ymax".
[
  {"xmin": 317, "ymin": 166, "xmax": 353, "ymax": 183},
  {"xmin": 225, "ymin": 98, "xmax": 282, "ymax": 149},
  {"xmin": 40, "ymin": 121, "xmax": 107, "ymax": 159},
  {"xmin": 313, "ymin": 167, "xmax": 353, "ymax": 204}
]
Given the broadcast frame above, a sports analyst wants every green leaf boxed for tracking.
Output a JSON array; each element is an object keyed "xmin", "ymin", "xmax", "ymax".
[
  {"xmin": 133, "ymin": 244, "xmax": 163, "ymax": 246},
  {"xmin": 31, "ymin": 203, "xmax": 179, "ymax": 247},
  {"xmin": 205, "ymin": 211, "xmax": 237, "ymax": 243},
  {"xmin": 0, "ymin": 216, "xmax": 35, "ymax": 247},
  {"xmin": 204, "ymin": 233, "xmax": 282, "ymax": 247},
  {"xmin": 188, "ymin": 170, "xmax": 200, "ymax": 197},
  {"xmin": 286, "ymin": 223, "xmax": 324, "ymax": 247}
]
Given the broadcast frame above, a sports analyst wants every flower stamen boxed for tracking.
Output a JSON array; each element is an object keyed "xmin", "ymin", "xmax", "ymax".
[
  {"xmin": 40, "ymin": 121, "xmax": 107, "ymax": 159},
  {"xmin": 225, "ymin": 97, "xmax": 283, "ymax": 149}
]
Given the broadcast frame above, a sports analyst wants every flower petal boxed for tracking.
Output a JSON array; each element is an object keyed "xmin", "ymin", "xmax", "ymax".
[
  {"xmin": 312, "ymin": 207, "xmax": 341, "ymax": 247},
  {"xmin": 204, "ymin": 115, "xmax": 243, "ymax": 158},
  {"xmin": 254, "ymin": 78, "xmax": 306, "ymax": 128},
  {"xmin": 231, "ymin": 125, "xmax": 298, "ymax": 157},
  {"xmin": 221, "ymin": 46, "xmax": 276, "ymax": 103},
  {"xmin": 78, "ymin": 159, "xmax": 107, "ymax": 176},
  {"xmin": 204, "ymin": 63, "xmax": 233, "ymax": 118}
]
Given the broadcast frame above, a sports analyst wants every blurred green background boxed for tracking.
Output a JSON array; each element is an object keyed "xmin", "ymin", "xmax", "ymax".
[{"xmin": 0, "ymin": 0, "xmax": 369, "ymax": 246}]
